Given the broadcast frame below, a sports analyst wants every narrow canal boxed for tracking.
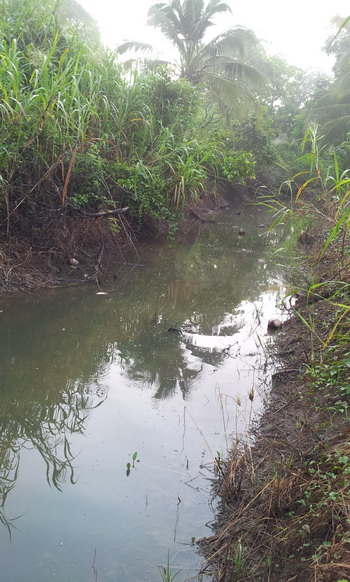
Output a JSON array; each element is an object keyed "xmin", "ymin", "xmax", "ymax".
[{"xmin": 0, "ymin": 198, "xmax": 286, "ymax": 581}]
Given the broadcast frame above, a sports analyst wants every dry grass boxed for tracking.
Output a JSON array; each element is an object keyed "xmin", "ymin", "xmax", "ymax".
[{"xmin": 200, "ymin": 430, "xmax": 350, "ymax": 581}]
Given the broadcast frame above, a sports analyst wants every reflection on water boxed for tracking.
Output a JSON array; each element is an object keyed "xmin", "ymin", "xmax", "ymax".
[{"xmin": 0, "ymin": 201, "xmax": 286, "ymax": 581}]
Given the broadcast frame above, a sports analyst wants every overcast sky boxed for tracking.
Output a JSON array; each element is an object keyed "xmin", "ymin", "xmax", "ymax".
[{"xmin": 79, "ymin": 0, "xmax": 350, "ymax": 73}]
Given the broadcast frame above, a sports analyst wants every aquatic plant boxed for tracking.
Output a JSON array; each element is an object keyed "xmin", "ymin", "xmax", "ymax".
[
  {"xmin": 158, "ymin": 553, "xmax": 181, "ymax": 582},
  {"xmin": 126, "ymin": 451, "xmax": 138, "ymax": 476}
]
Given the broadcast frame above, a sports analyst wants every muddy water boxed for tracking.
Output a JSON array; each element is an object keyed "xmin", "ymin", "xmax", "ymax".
[{"xmin": 0, "ymin": 200, "xmax": 285, "ymax": 582}]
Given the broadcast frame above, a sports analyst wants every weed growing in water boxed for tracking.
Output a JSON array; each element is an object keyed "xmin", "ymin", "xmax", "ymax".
[
  {"xmin": 126, "ymin": 451, "xmax": 138, "ymax": 476},
  {"xmin": 158, "ymin": 553, "xmax": 181, "ymax": 582}
]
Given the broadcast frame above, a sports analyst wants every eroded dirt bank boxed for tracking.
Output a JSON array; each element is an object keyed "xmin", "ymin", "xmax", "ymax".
[
  {"xmin": 0, "ymin": 192, "xmax": 229, "ymax": 295},
  {"xmin": 200, "ymin": 230, "xmax": 350, "ymax": 582}
]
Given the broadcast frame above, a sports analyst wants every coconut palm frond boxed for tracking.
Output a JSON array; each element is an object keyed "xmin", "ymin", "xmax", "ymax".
[
  {"xmin": 223, "ymin": 61, "xmax": 268, "ymax": 87},
  {"xmin": 327, "ymin": 16, "xmax": 350, "ymax": 50},
  {"xmin": 147, "ymin": 1, "xmax": 184, "ymax": 48},
  {"xmin": 322, "ymin": 114, "xmax": 350, "ymax": 143},
  {"xmin": 124, "ymin": 0, "xmax": 268, "ymax": 122},
  {"xmin": 143, "ymin": 57, "xmax": 172, "ymax": 71},
  {"xmin": 204, "ymin": 0, "xmax": 232, "ymax": 18},
  {"xmin": 336, "ymin": 69, "xmax": 350, "ymax": 99},
  {"xmin": 191, "ymin": 0, "xmax": 231, "ymax": 41},
  {"xmin": 210, "ymin": 27, "xmax": 257, "ymax": 55},
  {"xmin": 116, "ymin": 41, "xmax": 154, "ymax": 55},
  {"xmin": 312, "ymin": 91, "xmax": 350, "ymax": 144},
  {"xmin": 203, "ymin": 31, "xmax": 245, "ymax": 61},
  {"xmin": 205, "ymin": 73, "xmax": 258, "ymax": 120}
]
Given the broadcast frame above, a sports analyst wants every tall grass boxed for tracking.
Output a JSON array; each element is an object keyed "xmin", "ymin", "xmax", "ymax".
[
  {"xmin": 258, "ymin": 123, "xmax": 350, "ymax": 361},
  {"xmin": 0, "ymin": 0, "xmax": 256, "ymax": 241}
]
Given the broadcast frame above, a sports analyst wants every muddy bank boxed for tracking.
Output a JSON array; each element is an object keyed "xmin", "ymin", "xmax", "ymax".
[
  {"xmin": 0, "ymin": 190, "xmax": 233, "ymax": 295},
  {"xmin": 200, "ymin": 229, "xmax": 350, "ymax": 581}
]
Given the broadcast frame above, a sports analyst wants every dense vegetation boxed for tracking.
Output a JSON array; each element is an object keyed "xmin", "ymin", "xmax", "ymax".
[
  {"xmin": 0, "ymin": 0, "xmax": 268, "ymax": 279},
  {"xmin": 0, "ymin": 0, "xmax": 325, "ymax": 287}
]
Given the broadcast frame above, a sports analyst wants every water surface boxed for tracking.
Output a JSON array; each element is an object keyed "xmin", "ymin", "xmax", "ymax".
[{"xmin": 0, "ymin": 200, "xmax": 285, "ymax": 581}]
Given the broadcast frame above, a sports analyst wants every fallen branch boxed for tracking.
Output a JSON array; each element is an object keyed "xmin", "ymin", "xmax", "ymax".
[{"xmin": 79, "ymin": 207, "xmax": 129, "ymax": 219}]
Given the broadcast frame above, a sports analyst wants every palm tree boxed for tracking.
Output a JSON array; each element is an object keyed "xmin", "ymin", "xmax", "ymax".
[
  {"xmin": 117, "ymin": 0, "xmax": 267, "ymax": 120},
  {"xmin": 147, "ymin": 0, "xmax": 231, "ymax": 80}
]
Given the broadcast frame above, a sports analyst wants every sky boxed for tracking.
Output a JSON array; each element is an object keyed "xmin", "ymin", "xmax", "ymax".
[{"xmin": 79, "ymin": 0, "xmax": 350, "ymax": 73}]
